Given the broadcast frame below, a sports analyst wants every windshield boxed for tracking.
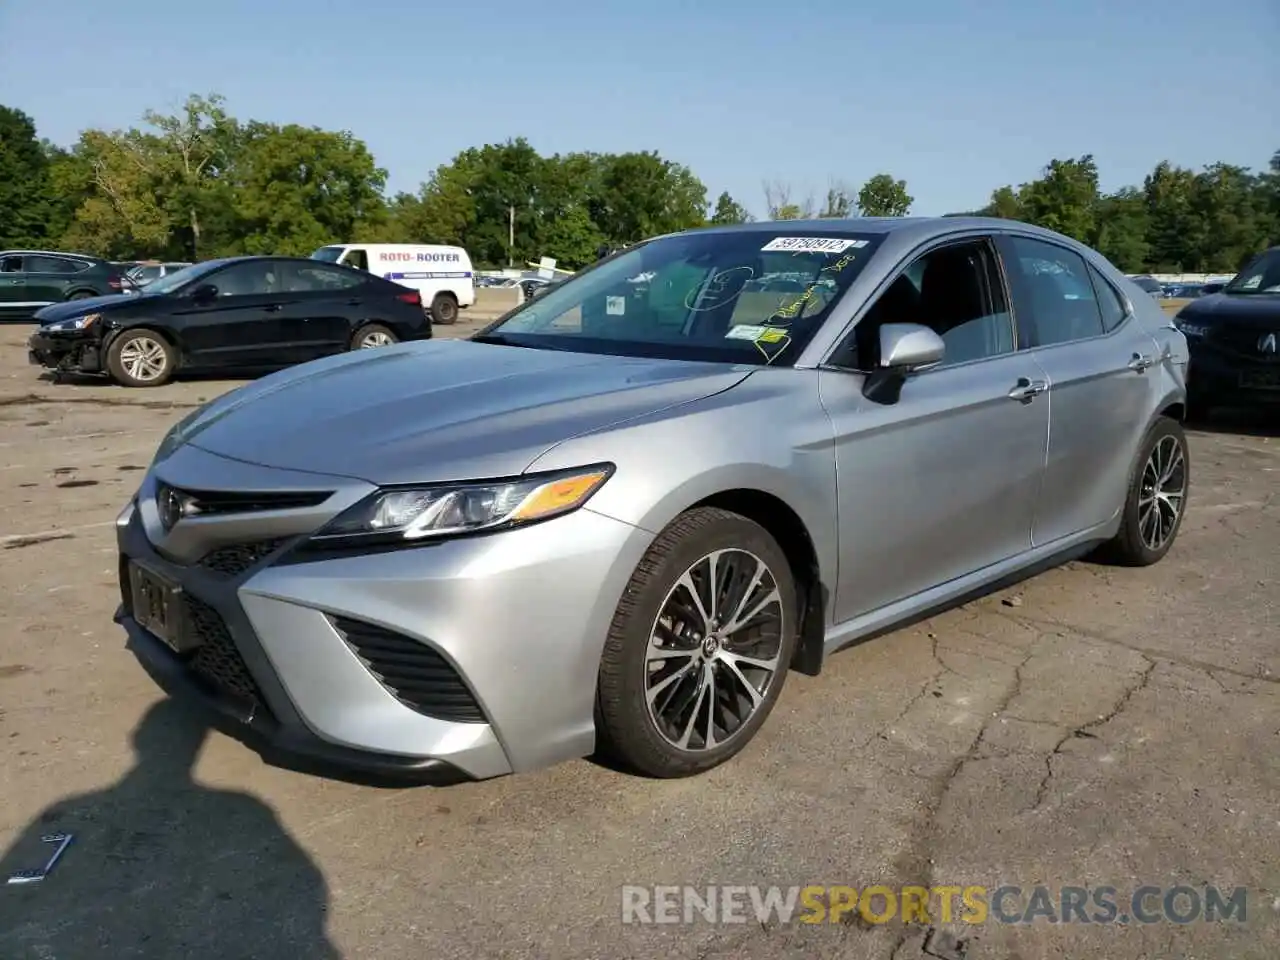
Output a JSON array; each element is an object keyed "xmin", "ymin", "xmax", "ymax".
[
  {"xmin": 480, "ymin": 230, "xmax": 884, "ymax": 365},
  {"xmin": 131, "ymin": 264, "xmax": 163, "ymax": 284},
  {"xmin": 1225, "ymin": 248, "xmax": 1280, "ymax": 294},
  {"xmin": 311, "ymin": 246, "xmax": 345, "ymax": 263},
  {"xmin": 142, "ymin": 260, "xmax": 225, "ymax": 295}
]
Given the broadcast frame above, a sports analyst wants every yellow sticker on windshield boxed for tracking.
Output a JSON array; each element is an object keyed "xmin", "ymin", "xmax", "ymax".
[{"xmin": 757, "ymin": 326, "xmax": 788, "ymax": 343}]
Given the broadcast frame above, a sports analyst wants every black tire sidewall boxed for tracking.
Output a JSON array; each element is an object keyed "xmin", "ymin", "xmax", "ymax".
[
  {"xmin": 597, "ymin": 508, "xmax": 799, "ymax": 777},
  {"xmin": 1117, "ymin": 417, "xmax": 1189, "ymax": 565},
  {"xmin": 106, "ymin": 329, "xmax": 174, "ymax": 387},
  {"xmin": 431, "ymin": 293, "xmax": 458, "ymax": 324}
]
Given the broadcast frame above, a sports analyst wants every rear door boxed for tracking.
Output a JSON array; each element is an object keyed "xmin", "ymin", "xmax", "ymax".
[
  {"xmin": 172, "ymin": 260, "xmax": 297, "ymax": 368},
  {"xmin": 997, "ymin": 234, "xmax": 1161, "ymax": 545},
  {"xmin": 23, "ymin": 254, "xmax": 94, "ymax": 302},
  {"xmin": 276, "ymin": 261, "xmax": 369, "ymax": 358}
]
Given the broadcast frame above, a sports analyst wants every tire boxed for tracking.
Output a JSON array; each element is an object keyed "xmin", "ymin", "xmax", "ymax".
[
  {"xmin": 1099, "ymin": 416, "xmax": 1189, "ymax": 566},
  {"xmin": 106, "ymin": 329, "xmax": 175, "ymax": 387},
  {"xmin": 430, "ymin": 292, "xmax": 459, "ymax": 325},
  {"xmin": 595, "ymin": 507, "xmax": 799, "ymax": 778},
  {"xmin": 68, "ymin": 290, "xmax": 96, "ymax": 301},
  {"xmin": 350, "ymin": 323, "xmax": 398, "ymax": 350}
]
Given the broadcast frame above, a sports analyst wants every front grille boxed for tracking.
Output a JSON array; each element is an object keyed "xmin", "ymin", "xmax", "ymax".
[
  {"xmin": 198, "ymin": 538, "xmax": 289, "ymax": 577},
  {"xmin": 332, "ymin": 616, "xmax": 485, "ymax": 723},
  {"xmin": 1211, "ymin": 325, "xmax": 1280, "ymax": 362},
  {"xmin": 159, "ymin": 485, "xmax": 334, "ymax": 517},
  {"xmin": 184, "ymin": 595, "xmax": 266, "ymax": 710}
]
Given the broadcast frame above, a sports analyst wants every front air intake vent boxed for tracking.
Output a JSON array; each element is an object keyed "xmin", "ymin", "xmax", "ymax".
[
  {"xmin": 160, "ymin": 485, "xmax": 333, "ymax": 517},
  {"xmin": 331, "ymin": 616, "xmax": 486, "ymax": 723}
]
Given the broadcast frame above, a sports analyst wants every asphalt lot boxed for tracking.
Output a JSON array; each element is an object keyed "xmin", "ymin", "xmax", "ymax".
[{"xmin": 0, "ymin": 298, "xmax": 1276, "ymax": 959}]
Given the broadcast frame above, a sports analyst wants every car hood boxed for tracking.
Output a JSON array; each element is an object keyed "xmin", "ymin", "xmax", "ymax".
[
  {"xmin": 1178, "ymin": 292, "xmax": 1280, "ymax": 327},
  {"xmin": 36, "ymin": 292, "xmax": 147, "ymax": 324},
  {"xmin": 177, "ymin": 339, "xmax": 754, "ymax": 485}
]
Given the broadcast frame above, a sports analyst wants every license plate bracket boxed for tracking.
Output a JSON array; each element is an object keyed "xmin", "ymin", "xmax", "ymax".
[
  {"xmin": 129, "ymin": 562, "xmax": 199, "ymax": 653},
  {"xmin": 1240, "ymin": 369, "xmax": 1280, "ymax": 390}
]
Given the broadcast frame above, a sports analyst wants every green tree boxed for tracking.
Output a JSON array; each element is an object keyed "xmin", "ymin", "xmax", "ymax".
[
  {"xmin": 590, "ymin": 151, "xmax": 707, "ymax": 244},
  {"xmin": 979, "ymin": 185, "xmax": 1023, "ymax": 220},
  {"xmin": 1090, "ymin": 187, "xmax": 1149, "ymax": 272},
  {"xmin": 0, "ymin": 106, "xmax": 58, "ymax": 246},
  {"xmin": 818, "ymin": 182, "xmax": 854, "ymax": 218},
  {"xmin": 709, "ymin": 191, "xmax": 751, "ymax": 224},
  {"xmin": 1016, "ymin": 156, "xmax": 1099, "ymax": 241},
  {"xmin": 856, "ymin": 174, "xmax": 913, "ymax": 217}
]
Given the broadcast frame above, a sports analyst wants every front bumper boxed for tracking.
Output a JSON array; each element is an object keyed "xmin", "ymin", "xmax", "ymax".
[
  {"xmin": 28, "ymin": 329, "xmax": 102, "ymax": 373},
  {"xmin": 115, "ymin": 444, "xmax": 652, "ymax": 782}
]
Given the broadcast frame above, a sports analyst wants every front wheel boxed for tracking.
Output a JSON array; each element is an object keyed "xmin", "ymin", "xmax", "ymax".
[
  {"xmin": 595, "ymin": 507, "xmax": 799, "ymax": 778},
  {"xmin": 106, "ymin": 329, "xmax": 175, "ymax": 387},
  {"xmin": 1100, "ymin": 416, "xmax": 1189, "ymax": 566}
]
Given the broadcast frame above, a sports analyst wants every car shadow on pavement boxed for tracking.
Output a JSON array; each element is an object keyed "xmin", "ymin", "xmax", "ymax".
[
  {"xmin": 0, "ymin": 698, "xmax": 341, "ymax": 960},
  {"xmin": 1186, "ymin": 407, "xmax": 1280, "ymax": 439}
]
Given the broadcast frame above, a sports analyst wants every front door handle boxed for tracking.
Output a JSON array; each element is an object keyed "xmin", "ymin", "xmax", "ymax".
[
  {"xmin": 1128, "ymin": 353, "xmax": 1155, "ymax": 372},
  {"xmin": 262, "ymin": 303, "xmax": 283, "ymax": 313},
  {"xmin": 1008, "ymin": 377, "xmax": 1047, "ymax": 402}
]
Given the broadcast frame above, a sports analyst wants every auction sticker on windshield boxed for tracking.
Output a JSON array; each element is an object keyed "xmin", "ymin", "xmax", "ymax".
[
  {"xmin": 760, "ymin": 237, "xmax": 869, "ymax": 254},
  {"xmin": 726, "ymin": 324, "xmax": 789, "ymax": 343}
]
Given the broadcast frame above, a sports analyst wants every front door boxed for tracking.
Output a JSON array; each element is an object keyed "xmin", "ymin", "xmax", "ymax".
[
  {"xmin": 171, "ymin": 260, "xmax": 295, "ymax": 369},
  {"xmin": 821, "ymin": 235, "xmax": 1050, "ymax": 623},
  {"xmin": 997, "ymin": 234, "xmax": 1162, "ymax": 545},
  {"xmin": 0, "ymin": 255, "xmax": 33, "ymax": 319},
  {"xmin": 276, "ymin": 260, "xmax": 371, "ymax": 359}
]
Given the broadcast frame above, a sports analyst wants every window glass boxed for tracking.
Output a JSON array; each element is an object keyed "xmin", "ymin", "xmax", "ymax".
[
  {"xmin": 1088, "ymin": 264, "xmax": 1128, "ymax": 332},
  {"xmin": 850, "ymin": 239, "xmax": 1014, "ymax": 369},
  {"xmin": 1006, "ymin": 236, "xmax": 1105, "ymax": 346},
  {"xmin": 484, "ymin": 230, "xmax": 885, "ymax": 366},
  {"xmin": 23, "ymin": 255, "xmax": 78, "ymax": 273},
  {"xmin": 341, "ymin": 248, "xmax": 370, "ymax": 272},
  {"xmin": 0, "ymin": 256, "xmax": 24, "ymax": 273},
  {"xmin": 285, "ymin": 262, "xmax": 364, "ymax": 292},
  {"xmin": 209, "ymin": 261, "xmax": 282, "ymax": 297},
  {"xmin": 1224, "ymin": 247, "xmax": 1280, "ymax": 293}
]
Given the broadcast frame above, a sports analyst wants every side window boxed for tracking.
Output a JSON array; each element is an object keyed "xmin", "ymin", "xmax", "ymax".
[
  {"xmin": 25, "ymin": 255, "xmax": 83, "ymax": 273},
  {"xmin": 285, "ymin": 263, "xmax": 364, "ymax": 293},
  {"xmin": 848, "ymin": 238, "xmax": 1014, "ymax": 370},
  {"xmin": 342, "ymin": 249, "xmax": 369, "ymax": 272},
  {"xmin": 0, "ymin": 256, "xmax": 24, "ymax": 273},
  {"xmin": 1087, "ymin": 264, "xmax": 1128, "ymax": 332},
  {"xmin": 208, "ymin": 261, "xmax": 281, "ymax": 297},
  {"xmin": 1005, "ymin": 237, "xmax": 1106, "ymax": 347}
]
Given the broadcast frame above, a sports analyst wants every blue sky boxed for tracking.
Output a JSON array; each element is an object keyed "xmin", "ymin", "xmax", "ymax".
[{"xmin": 2, "ymin": 0, "xmax": 1276, "ymax": 218}]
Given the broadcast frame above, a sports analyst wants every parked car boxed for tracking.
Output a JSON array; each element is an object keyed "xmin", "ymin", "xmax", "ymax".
[
  {"xmin": 28, "ymin": 255, "xmax": 431, "ymax": 387},
  {"xmin": 129, "ymin": 261, "xmax": 193, "ymax": 287},
  {"xmin": 1129, "ymin": 275, "xmax": 1164, "ymax": 298},
  {"xmin": 115, "ymin": 218, "xmax": 1189, "ymax": 784},
  {"xmin": 1174, "ymin": 245, "xmax": 1280, "ymax": 415},
  {"xmin": 311, "ymin": 242, "xmax": 475, "ymax": 324},
  {"xmin": 0, "ymin": 251, "xmax": 134, "ymax": 320}
]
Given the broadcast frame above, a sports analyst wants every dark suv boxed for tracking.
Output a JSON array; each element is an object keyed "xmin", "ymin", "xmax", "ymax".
[{"xmin": 0, "ymin": 251, "xmax": 133, "ymax": 321}]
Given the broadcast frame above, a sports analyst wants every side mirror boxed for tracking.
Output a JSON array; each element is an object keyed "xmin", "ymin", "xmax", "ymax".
[
  {"xmin": 1200, "ymin": 282, "xmax": 1224, "ymax": 295},
  {"xmin": 862, "ymin": 323, "xmax": 945, "ymax": 405},
  {"xmin": 190, "ymin": 283, "xmax": 218, "ymax": 302}
]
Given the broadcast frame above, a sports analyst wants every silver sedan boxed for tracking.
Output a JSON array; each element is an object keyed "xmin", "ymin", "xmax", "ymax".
[{"xmin": 116, "ymin": 217, "xmax": 1190, "ymax": 783}]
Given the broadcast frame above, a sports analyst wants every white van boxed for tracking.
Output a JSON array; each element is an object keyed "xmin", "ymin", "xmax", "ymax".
[{"xmin": 311, "ymin": 243, "xmax": 475, "ymax": 324}]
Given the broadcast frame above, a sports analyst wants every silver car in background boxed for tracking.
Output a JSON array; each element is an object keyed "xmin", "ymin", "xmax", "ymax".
[{"xmin": 116, "ymin": 217, "xmax": 1190, "ymax": 783}]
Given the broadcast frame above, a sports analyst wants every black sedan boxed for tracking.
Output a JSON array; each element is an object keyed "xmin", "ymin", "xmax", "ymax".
[
  {"xmin": 1174, "ymin": 245, "xmax": 1280, "ymax": 415},
  {"xmin": 27, "ymin": 256, "xmax": 432, "ymax": 387}
]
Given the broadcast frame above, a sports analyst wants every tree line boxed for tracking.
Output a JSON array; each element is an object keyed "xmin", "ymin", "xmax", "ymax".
[{"xmin": 1, "ymin": 93, "xmax": 1276, "ymax": 273}]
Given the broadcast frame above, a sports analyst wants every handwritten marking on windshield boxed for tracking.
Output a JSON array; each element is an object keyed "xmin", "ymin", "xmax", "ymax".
[{"xmin": 685, "ymin": 266, "xmax": 755, "ymax": 312}]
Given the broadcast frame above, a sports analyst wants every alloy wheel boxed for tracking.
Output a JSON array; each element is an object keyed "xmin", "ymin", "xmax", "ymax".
[
  {"xmin": 1138, "ymin": 434, "xmax": 1186, "ymax": 551},
  {"xmin": 360, "ymin": 331, "xmax": 393, "ymax": 348},
  {"xmin": 645, "ymin": 548, "xmax": 785, "ymax": 751},
  {"xmin": 118, "ymin": 336, "xmax": 168, "ymax": 382}
]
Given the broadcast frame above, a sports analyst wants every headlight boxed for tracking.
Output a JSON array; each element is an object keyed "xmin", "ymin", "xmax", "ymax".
[
  {"xmin": 1174, "ymin": 318, "xmax": 1210, "ymax": 338},
  {"xmin": 49, "ymin": 313, "xmax": 100, "ymax": 331},
  {"xmin": 311, "ymin": 464, "xmax": 614, "ymax": 545}
]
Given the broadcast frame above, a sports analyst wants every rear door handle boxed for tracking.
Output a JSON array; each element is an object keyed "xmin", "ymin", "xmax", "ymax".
[
  {"xmin": 345, "ymin": 298, "xmax": 363, "ymax": 306},
  {"xmin": 1128, "ymin": 353, "xmax": 1155, "ymax": 372},
  {"xmin": 262, "ymin": 303, "xmax": 283, "ymax": 313},
  {"xmin": 1008, "ymin": 377, "xmax": 1047, "ymax": 402}
]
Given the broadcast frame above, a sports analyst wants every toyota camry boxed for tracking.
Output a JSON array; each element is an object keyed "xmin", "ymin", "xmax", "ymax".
[{"xmin": 116, "ymin": 217, "xmax": 1190, "ymax": 783}]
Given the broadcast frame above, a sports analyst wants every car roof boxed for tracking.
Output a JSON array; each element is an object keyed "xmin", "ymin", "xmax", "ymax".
[
  {"xmin": 1, "ymin": 249, "xmax": 102, "ymax": 260},
  {"xmin": 677, "ymin": 216, "xmax": 1095, "ymax": 249}
]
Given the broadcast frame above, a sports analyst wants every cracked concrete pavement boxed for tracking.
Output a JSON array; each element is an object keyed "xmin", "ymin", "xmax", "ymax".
[{"xmin": 0, "ymin": 318, "xmax": 1276, "ymax": 960}]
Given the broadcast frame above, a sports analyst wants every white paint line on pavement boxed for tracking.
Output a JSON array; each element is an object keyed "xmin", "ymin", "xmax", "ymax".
[
  {"xmin": 0, "ymin": 429, "xmax": 137, "ymax": 448},
  {"xmin": 0, "ymin": 520, "xmax": 117, "ymax": 546}
]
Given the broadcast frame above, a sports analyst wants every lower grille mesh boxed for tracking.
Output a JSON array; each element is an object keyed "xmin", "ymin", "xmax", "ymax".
[
  {"xmin": 332, "ymin": 616, "xmax": 485, "ymax": 723},
  {"xmin": 184, "ymin": 595, "xmax": 266, "ymax": 709},
  {"xmin": 198, "ymin": 539, "xmax": 289, "ymax": 577}
]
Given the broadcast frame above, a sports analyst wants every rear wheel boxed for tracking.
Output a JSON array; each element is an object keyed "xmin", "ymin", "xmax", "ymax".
[
  {"xmin": 350, "ymin": 323, "xmax": 398, "ymax": 350},
  {"xmin": 67, "ymin": 290, "xmax": 96, "ymax": 301},
  {"xmin": 430, "ymin": 292, "xmax": 459, "ymax": 325},
  {"xmin": 595, "ymin": 507, "xmax": 799, "ymax": 778},
  {"xmin": 106, "ymin": 329, "xmax": 175, "ymax": 387},
  {"xmin": 1099, "ymin": 416, "xmax": 1189, "ymax": 566}
]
